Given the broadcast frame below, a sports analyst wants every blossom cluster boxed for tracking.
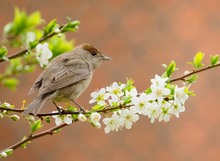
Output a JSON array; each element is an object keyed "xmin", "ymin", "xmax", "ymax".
[
  {"xmin": 88, "ymin": 75, "xmax": 189, "ymax": 133},
  {"xmin": 51, "ymin": 75, "xmax": 189, "ymax": 134}
]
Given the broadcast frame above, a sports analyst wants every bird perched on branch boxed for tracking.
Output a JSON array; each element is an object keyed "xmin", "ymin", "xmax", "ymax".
[{"xmin": 23, "ymin": 43, "xmax": 111, "ymax": 115}]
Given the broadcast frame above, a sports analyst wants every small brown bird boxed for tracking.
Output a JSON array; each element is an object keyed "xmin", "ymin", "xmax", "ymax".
[{"xmin": 23, "ymin": 43, "xmax": 111, "ymax": 115}]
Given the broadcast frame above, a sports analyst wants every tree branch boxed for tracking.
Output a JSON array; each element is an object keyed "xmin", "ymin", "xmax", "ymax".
[
  {"xmin": 0, "ymin": 123, "xmax": 68, "ymax": 153},
  {"xmin": 1, "ymin": 62, "xmax": 220, "ymax": 155},
  {"xmin": 169, "ymin": 63, "xmax": 220, "ymax": 83}
]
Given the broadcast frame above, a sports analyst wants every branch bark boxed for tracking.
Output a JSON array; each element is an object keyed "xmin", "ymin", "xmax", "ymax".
[
  {"xmin": 1, "ymin": 123, "xmax": 68, "ymax": 152},
  {"xmin": 170, "ymin": 63, "xmax": 220, "ymax": 83}
]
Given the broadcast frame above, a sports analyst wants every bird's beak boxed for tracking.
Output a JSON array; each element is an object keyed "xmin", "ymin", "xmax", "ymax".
[{"xmin": 102, "ymin": 55, "xmax": 112, "ymax": 61}]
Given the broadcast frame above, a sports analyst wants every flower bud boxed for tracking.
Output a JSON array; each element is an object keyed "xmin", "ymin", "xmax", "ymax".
[
  {"xmin": 94, "ymin": 122, "xmax": 101, "ymax": 129},
  {"xmin": 11, "ymin": 115, "xmax": 20, "ymax": 121},
  {"xmin": 54, "ymin": 28, "xmax": 61, "ymax": 33},
  {"xmin": 0, "ymin": 113, "xmax": 4, "ymax": 119},
  {"xmin": 78, "ymin": 114, "xmax": 87, "ymax": 122},
  {"xmin": 0, "ymin": 152, "xmax": 7, "ymax": 158}
]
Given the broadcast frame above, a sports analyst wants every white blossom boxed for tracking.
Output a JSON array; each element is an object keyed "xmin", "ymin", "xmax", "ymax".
[
  {"xmin": 26, "ymin": 32, "xmax": 36, "ymax": 44},
  {"xmin": 150, "ymin": 84, "xmax": 170, "ymax": 103},
  {"xmin": 125, "ymin": 88, "xmax": 138, "ymax": 98},
  {"xmin": 52, "ymin": 112, "xmax": 73, "ymax": 126},
  {"xmin": 151, "ymin": 74, "xmax": 169, "ymax": 86},
  {"xmin": 108, "ymin": 95, "xmax": 120, "ymax": 106},
  {"xmin": 106, "ymin": 82, "xmax": 125, "ymax": 97},
  {"xmin": 90, "ymin": 112, "xmax": 102, "ymax": 128},
  {"xmin": 36, "ymin": 43, "xmax": 53, "ymax": 67},
  {"xmin": 174, "ymin": 86, "xmax": 189, "ymax": 104},
  {"xmin": 168, "ymin": 101, "xmax": 185, "ymax": 118},
  {"xmin": 89, "ymin": 88, "xmax": 109, "ymax": 106},
  {"xmin": 90, "ymin": 112, "xmax": 101, "ymax": 123},
  {"xmin": 120, "ymin": 108, "xmax": 139, "ymax": 129},
  {"xmin": 131, "ymin": 93, "xmax": 151, "ymax": 115},
  {"xmin": 103, "ymin": 113, "xmax": 122, "ymax": 133},
  {"xmin": 158, "ymin": 102, "xmax": 172, "ymax": 122},
  {"xmin": 146, "ymin": 102, "xmax": 161, "ymax": 123}
]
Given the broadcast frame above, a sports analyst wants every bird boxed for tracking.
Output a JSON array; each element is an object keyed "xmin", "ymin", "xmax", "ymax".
[{"xmin": 23, "ymin": 43, "xmax": 111, "ymax": 115}]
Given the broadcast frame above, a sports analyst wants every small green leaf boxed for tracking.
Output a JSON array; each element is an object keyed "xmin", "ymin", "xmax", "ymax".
[
  {"xmin": 122, "ymin": 78, "xmax": 134, "ymax": 92},
  {"xmin": 210, "ymin": 54, "xmax": 219, "ymax": 66},
  {"xmin": 29, "ymin": 40, "xmax": 39, "ymax": 49},
  {"xmin": 20, "ymin": 136, "xmax": 31, "ymax": 149},
  {"xmin": 189, "ymin": 52, "xmax": 204, "ymax": 69},
  {"xmin": 67, "ymin": 105, "xmax": 77, "ymax": 112},
  {"xmin": 13, "ymin": 7, "xmax": 28, "ymax": 35},
  {"xmin": 1, "ymin": 78, "xmax": 19, "ymax": 91},
  {"xmin": 48, "ymin": 36, "xmax": 73, "ymax": 57},
  {"xmin": 27, "ymin": 11, "xmax": 41, "ymax": 28},
  {"xmin": 165, "ymin": 60, "xmax": 176, "ymax": 77},
  {"xmin": 62, "ymin": 20, "xmax": 80, "ymax": 33},
  {"xmin": 0, "ymin": 46, "xmax": 8, "ymax": 58},
  {"xmin": 52, "ymin": 128, "xmax": 62, "ymax": 134},
  {"xmin": 185, "ymin": 74, "xmax": 198, "ymax": 84},
  {"xmin": 31, "ymin": 119, "xmax": 43, "ymax": 132},
  {"xmin": 92, "ymin": 104, "xmax": 105, "ymax": 111},
  {"xmin": 44, "ymin": 116, "xmax": 51, "ymax": 123},
  {"xmin": 145, "ymin": 88, "xmax": 152, "ymax": 94},
  {"xmin": 43, "ymin": 19, "xmax": 57, "ymax": 36}
]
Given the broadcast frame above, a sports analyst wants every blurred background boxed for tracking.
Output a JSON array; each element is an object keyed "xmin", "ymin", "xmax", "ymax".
[{"xmin": 1, "ymin": 0, "xmax": 220, "ymax": 161}]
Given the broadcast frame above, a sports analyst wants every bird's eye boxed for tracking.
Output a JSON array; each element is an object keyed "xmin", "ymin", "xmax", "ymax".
[{"xmin": 91, "ymin": 52, "xmax": 97, "ymax": 56}]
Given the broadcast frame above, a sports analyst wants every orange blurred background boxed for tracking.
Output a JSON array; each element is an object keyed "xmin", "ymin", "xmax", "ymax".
[{"xmin": 1, "ymin": 0, "xmax": 220, "ymax": 161}]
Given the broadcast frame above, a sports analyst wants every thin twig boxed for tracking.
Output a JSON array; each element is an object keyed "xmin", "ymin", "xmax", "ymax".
[
  {"xmin": 169, "ymin": 63, "xmax": 220, "ymax": 83},
  {"xmin": 1, "ymin": 123, "xmax": 68, "ymax": 152}
]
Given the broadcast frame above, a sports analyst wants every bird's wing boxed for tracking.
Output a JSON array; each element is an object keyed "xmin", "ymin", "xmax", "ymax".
[
  {"xmin": 38, "ymin": 59, "xmax": 91, "ymax": 95},
  {"xmin": 28, "ymin": 72, "xmax": 44, "ymax": 95}
]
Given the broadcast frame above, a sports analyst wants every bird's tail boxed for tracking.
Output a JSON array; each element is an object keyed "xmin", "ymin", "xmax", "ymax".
[{"xmin": 23, "ymin": 96, "xmax": 47, "ymax": 115}]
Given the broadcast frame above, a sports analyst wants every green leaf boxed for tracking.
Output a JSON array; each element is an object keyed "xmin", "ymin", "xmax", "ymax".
[
  {"xmin": 0, "ymin": 46, "xmax": 8, "ymax": 58},
  {"xmin": 43, "ymin": 19, "xmax": 57, "ymax": 36},
  {"xmin": 92, "ymin": 104, "xmax": 105, "ymax": 111},
  {"xmin": 52, "ymin": 128, "xmax": 62, "ymax": 134},
  {"xmin": 29, "ymin": 40, "xmax": 39, "ymax": 49},
  {"xmin": 145, "ymin": 88, "xmax": 152, "ymax": 94},
  {"xmin": 62, "ymin": 20, "xmax": 80, "ymax": 33},
  {"xmin": 44, "ymin": 116, "xmax": 51, "ymax": 123},
  {"xmin": 210, "ymin": 54, "xmax": 219, "ymax": 66},
  {"xmin": 20, "ymin": 136, "xmax": 31, "ymax": 149},
  {"xmin": 1, "ymin": 78, "xmax": 19, "ymax": 91},
  {"xmin": 48, "ymin": 36, "xmax": 74, "ymax": 57},
  {"xmin": 123, "ymin": 78, "xmax": 134, "ymax": 92},
  {"xmin": 4, "ymin": 7, "xmax": 41, "ymax": 39},
  {"xmin": 184, "ymin": 86, "xmax": 195, "ymax": 96},
  {"xmin": 27, "ymin": 11, "xmax": 41, "ymax": 28},
  {"xmin": 165, "ymin": 60, "xmax": 176, "ymax": 77},
  {"xmin": 12, "ymin": 7, "xmax": 28, "ymax": 35},
  {"xmin": 185, "ymin": 74, "xmax": 198, "ymax": 84},
  {"xmin": 189, "ymin": 52, "xmax": 204, "ymax": 69},
  {"xmin": 31, "ymin": 119, "xmax": 43, "ymax": 132}
]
